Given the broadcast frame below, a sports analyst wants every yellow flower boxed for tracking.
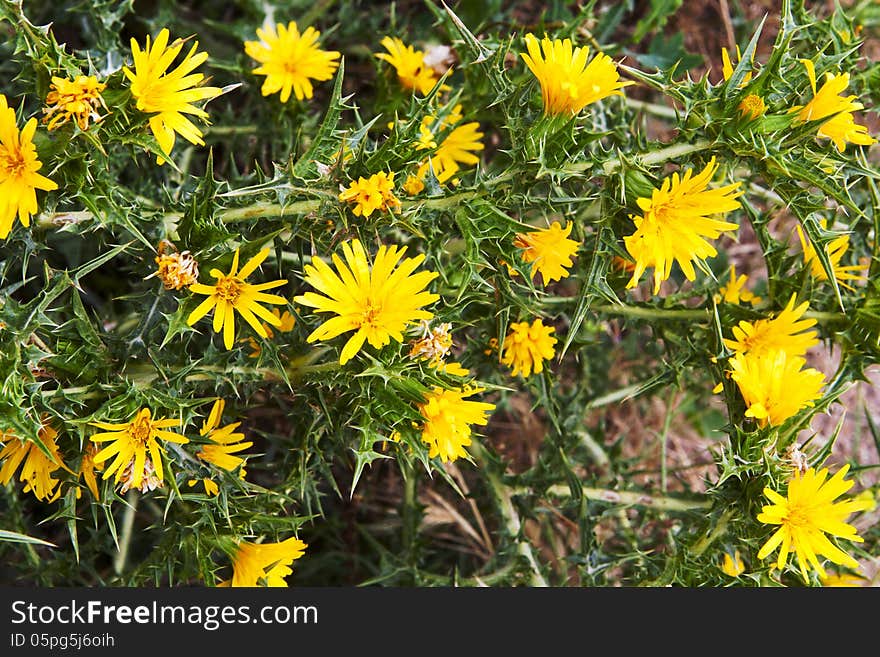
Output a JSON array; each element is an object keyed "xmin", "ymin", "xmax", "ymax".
[
  {"xmin": 721, "ymin": 45, "xmax": 754, "ymax": 85},
  {"xmin": 416, "ymin": 119, "xmax": 484, "ymax": 185},
  {"xmin": 520, "ymin": 33, "xmax": 630, "ymax": 115},
  {"xmin": 723, "ymin": 293, "xmax": 817, "ymax": 358},
  {"xmin": 42, "ymin": 75, "xmax": 108, "ymax": 131},
  {"xmin": 187, "ymin": 247, "xmax": 288, "ymax": 350},
  {"xmin": 795, "ymin": 223, "xmax": 867, "ymax": 292},
  {"xmin": 375, "ymin": 36, "xmax": 442, "ymax": 95},
  {"xmin": 623, "ymin": 156, "xmax": 743, "ymax": 295},
  {"xmin": 196, "ymin": 399, "xmax": 253, "ymax": 479},
  {"xmin": 294, "ymin": 239, "xmax": 439, "ymax": 365},
  {"xmin": 153, "ymin": 240, "xmax": 200, "ymax": 290},
  {"xmin": 738, "ymin": 93, "xmax": 766, "ymax": 120},
  {"xmin": 715, "ymin": 264, "xmax": 761, "ymax": 305},
  {"xmin": 244, "ymin": 21, "xmax": 340, "ymax": 103},
  {"xmin": 90, "ymin": 408, "xmax": 188, "ymax": 490},
  {"xmin": 222, "ymin": 537, "xmax": 307, "ymax": 587},
  {"xmin": 188, "ymin": 477, "xmax": 219, "ymax": 496},
  {"xmin": 513, "ymin": 221, "xmax": 581, "ymax": 285},
  {"xmin": 418, "ymin": 386, "xmax": 496, "ymax": 463},
  {"xmin": 791, "ymin": 59, "xmax": 876, "ymax": 152},
  {"xmin": 244, "ymin": 307, "xmax": 296, "ymax": 358},
  {"xmin": 0, "ymin": 94, "xmax": 58, "ymax": 240},
  {"xmin": 403, "ymin": 174, "xmax": 425, "ymax": 195},
  {"xmin": 0, "ymin": 423, "xmax": 68, "ymax": 502},
  {"xmin": 720, "ymin": 550, "xmax": 745, "ymax": 577},
  {"xmin": 757, "ymin": 464, "xmax": 872, "ymax": 583},
  {"xmin": 338, "ymin": 171, "xmax": 401, "ymax": 217},
  {"xmin": 728, "ymin": 349, "xmax": 825, "ymax": 427},
  {"xmin": 123, "ymin": 28, "xmax": 223, "ymax": 165},
  {"xmin": 821, "ymin": 572, "xmax": 867, "ymax": 587},
  {"xmin": 76, "ymin": 442, "xmax": 102, "ymax": 501},
  {"xmin": 501, "ymin": 318, "xmax": 557, "ymax": 378}
]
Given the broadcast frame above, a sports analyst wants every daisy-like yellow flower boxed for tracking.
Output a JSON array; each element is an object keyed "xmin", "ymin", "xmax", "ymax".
[
  {"xmin": 714, "ymin": 264, "xmax": 761, "ymax": 305},
  {"xmin": 123, "ymin": 28, "xmax": 223, "ymax": 165},
  {"xmin": 90, "ymin": 408, "xmax": 188, "ymax": 490},
  {"xmin": 375, "ymin": 36, "xmax": 442, "ymax": 95},
  {"xmin": 720, "ymin": 550, "xmax": 745, "ymax": 577},
  {"xmin": 42, "ymin": 75, "xmax": 108, "ymax": 131},
  {"xmin": 221, "ymin": 536, "xmax": 308, "ymax": 587},
  {"xmin": 757, "ymin": 464, "xmax": 872, "ymax": 583},
  {"xmin": 187, "ymin": 247, "xmax": 288, "ymax": 350},
  {"xmin": 791, "ymin": 59, "xmax": 876, "ymax": 152},
  {"xmin": 520, "ymin": 33, "xmax": 631, "ymax": 116},
  {"xmin": 196, "ymin": 399, "xmax": 253, "ymax": 480},
  {"xmin": 623, "ymin": 156, "xmax": 743, "ymax": 295},
  {"xmin": 0, "ymin": 424, "xmax": 68, "ymax": 502},
  {"xmin": 294, "ymin": 239, "xmax": 439, "ymax": 365},
  {"xmin": 244, "ymin": 21, "xmax": 340, "ymax": 103},
  {"xmin": 0, "ymin": 94, "xmax": 59, "ymax": 240},
  {"xmin": 338, "ymin": 171, "xmax": 401, "ymax": 217},
  {"xmin": 795, "ymin": 223, "xmax": 867, "ymax": 292},
  {"xmin": 727, "ymin": 348, "xmax": 825, "ymax": 427},
  {"xmin": 416, "ymin": 121, "xmax": 484, "ymax": 185},
  {"xmin": 513, "ymin": 221, "xmax": 581, "ymax": 285},
  {"xmin": 501, "ymin": 318, "xmax": 557, "ymax": 378},
  {"xmin": 418, "ymin": 386, "xmax": 496, "ymax": 463},
  {"xmin": 152, "ymin": 240, "xmax": 200, "ymax": 290},
  {"xmin": 723, "ymin": 293, "xmax": 817, "ymax": 358}
]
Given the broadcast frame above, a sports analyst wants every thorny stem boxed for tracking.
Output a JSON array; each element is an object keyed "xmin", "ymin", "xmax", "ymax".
[
  {"xmin": 690, "ymin": 508, "xmax": 735, "ymax": 557},
  {"xmin": 114, "ymin": 490, "xmax": 139, "ymax": 576},
  {"xmin": 532, "ymin": 484, "xmax": 713, "ymax": 512}
]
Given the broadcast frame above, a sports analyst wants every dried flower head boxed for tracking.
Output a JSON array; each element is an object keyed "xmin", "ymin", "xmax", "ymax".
[{"xmin": 43, "ymin": 75, "xmax": 108, "ymax": 131}]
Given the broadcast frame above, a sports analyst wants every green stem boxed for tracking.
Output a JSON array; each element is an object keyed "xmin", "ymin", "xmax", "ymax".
[
  {"xmin": 625, "ymin": 98, "xmax": 679, "ymax": 119},
  {"xmin": 591, "ymin": 304, "xmax": 708, "ymax": 321},
  {"xmin": 691, "ymin": 508, "xmax": 734, "ymax": 557},
  {"xmin": 114, "ymin": 490, "xmax": 139, "ymax": 576},
  {"xmin": 533, "ymin": 485, "xmax": 712, "ymax": 512}
]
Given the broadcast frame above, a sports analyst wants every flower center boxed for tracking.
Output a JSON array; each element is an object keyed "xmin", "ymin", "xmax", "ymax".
[
  {"xmin": 785, "ymin": 504, "xmax": 811, "ymax": 530},
  {"xmin": 360, "ymin": 301, "xmax": 382, "ymax": 328},
  {"xmin": 216, "ymin": 276, "xmax": 244, "ymax": 302},
  {"xmin": 128, "ymin": 417, "xmax": 153, "ymax": 446},
  {"xmin": 0, "ymin": 146, "xmax": 26, "ymax": 178}
]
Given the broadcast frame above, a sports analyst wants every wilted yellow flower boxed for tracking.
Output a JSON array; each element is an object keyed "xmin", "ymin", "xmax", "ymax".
[
  {"xmin": 513, "ymin": 221, "xmax": 581, "ymax": 285},
  {"xmin": 728, "ymin": 349, "xmax": 825, "ymax": 427},
  {"xmin": 520, "ymin": 33, "xmax": 630, "ymax": 115},
  {"xmin": 715, "ymin": 264, "xmax": 761, "ymax": 305},
  {"xmin": 123, "ymin": 28, "xmax": 223, "ymax": 165},
  {"xmin": 418, "ymin": 386, "xmax": 496, "ymax": 463},
  {"xmin": 624, "ymin": 156, "xmax": 742, "ymax": 294},
  {"xmin": 42, "ymin": 75, "xmax": 108, "ymax": 131},
  {"xmin": 0, "ymin": 94, "xmax": 58, "ymax": 240},
  {"xmin": 196, "ymin": 399, "xmax": 253, "ymax": 479},
  {"xmin": 244, "ymin": 21, "xmax": 340, "ymax": 103},
  {"xmin": 738, "ymin": 93, "xmax": 766, "ymax": 120},
  {"xmin": 791, "ymin": 59, "xmax": 876, "ymax": 152},
  {"xmin": 153, "ymin": 240, "xmax": 200, "ymax": 290},
  {"xmin": 294, "ymin": 239, "xmax": 439, "ymax": 365},
  {"xmin": 757, "ymin": 464, "xmax": 872, "ymax": 583},
  {"xmin": 795, "ymin": 222, "xmax": 867, "ymax": 292},
  {"xmin": 720, "ymin": 550, "xmax": 745, "ymax": 577},
  {"xmin": 187, "ymin": 247, "xmax": 288, "ymax": 350},
  {"xmin": 338, "ymin": 171, "xmax": 401, "ymax": 217},
  {"xmin": 409, "ymin": 320, "xmax": 454, "ymax": 364},
  {"xmin": 90, "ymin": 408, "xmax": 188, "ymax": 490},
  {"xmin": 222, "ymin": 536, "xmax": 307, "ymax": 587},
  {"xmin": 723, "ymin": 294, "xmax": 817, "ymax": 358},
  {"xmin": 501, "ymin": 318, "xmax": 557, "ymax": 378},
  {"xmin": 375, "ymin": 36, "xmax": 443, "ymax": 95},
  {"xmin": 0, "ymin": 423, "xmax": 68, "ymax": 502}
]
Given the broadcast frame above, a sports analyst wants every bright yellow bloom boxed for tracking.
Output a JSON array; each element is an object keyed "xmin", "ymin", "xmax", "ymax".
[
  {"xmin": 418, "ymin": 386, "xmax": 496, "ymax": 463},
  {"xmin": 723, "ymin": 294, "xmax": 817, "ymax": 357},
  {"xmin": 338, "ymin": 171, "xmax": 401, "ymax": 217},
  {"xmin": 416, "ymin": 120, "xmax": 484, "ymax": 185},
  {"xmin": 187, "ymin": 247, "xmax": 288, "ymax": 350},
  {"xmin": 0, "ymin": 94, "xmax": 58, "ymax": 240},
  {"xmin": 821, "ymin": 572, "xmax": 867, "ymax": 587},
  {"xmin": 757, "ymin": 464, "xmax": 872, "ymax": 583},
  {"xmin": 375, "ymin": 36, "xmax": 442, "ymax": 95},
  {"xmin": 222, "ymin": 537, "xmax": 307, "ymax": 587},
  {"xmin": 791, "ymin": 59, "xmax": 876, "ymax": 152},
  {"xmin": 714, "ymin": 264, "xmax": 761, "ymax": 305},
  {"xmin": 0, "ymin": 424, "xmax": 68, "ymax": 502},
  {"xmin": 521, "ymin": 33, "xmax": 630, "ymax": 115},
  {"xmin": 795, "ymin": 223, "xmax": 867, "ymax": 292},
  {"xmin": 721, "ymin": 45, "xmax": 753, "ymax": 85},
  {"xmin": 720, "ymin": 550, "xmax": 745, "ymax": 577},
  {"xmin": 513, "ymin": 221, "xmax": 581, "ymax": 285},
  {"xmin": 403, "ymin": 174, "xmax": 425, "ymax": 195},
  {"xmin": 501, "ymin": 318, "xmax": 557, "ymax": 378},
  {"xmin": 738, "ymin": 93, "xmax": 766, "ymax": 120},
  {"xmin": 196, "ymin": 399, "xmax": 253, "ymax": 479},
  {"xmin": 90, "ymin": 408, "xmax": 188, "ymax": 490},
  {"xmin": 153, "ymin": 240, "xmax": 200, "ymax": 290},
  {"xmin": 42, "ymin": 75, "xmax": 108, "ymax": 131},
  {"xmin": 294, "ymin": 239, "xmax": 439, "ymax": 365},
  {"xmin": 244, "ymin": 21, "xmax": 340, "ymax": 103},
  {"xmin": 123, "ymin": 28, "xmax": 223, "ymax": 165},
  {"xmin": 624, "ymin": 156, "xmax": 742, "ymax": 294},
  {"xmin": 728, "ymin": 349, "xmax": 825, "ymax": 427}
]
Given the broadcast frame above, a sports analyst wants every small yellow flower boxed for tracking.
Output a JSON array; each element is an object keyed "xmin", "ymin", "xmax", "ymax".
[
  {"xmin": 244, "ymin": 21, "xmax": 340, "ymax": 103},
  {"xmin": 415, "ymin": 117, "xmax": 484, "ymax": 185},
  {"xmin": 90, "ymin": 408, "xmax": 188, "ymax": 490},
  {"xmin": 723, "ymin": 293, "xmax": 817, "ymax": 358},
  {"xmin": 221, "ymin": 537, "xmax": 308, "ymax": 587},
  {"xmin": 0, "ymin": 423, "xmax": 68, "ymax": 502},
  {"xmin": 720, "ymin": 550, "xmax": 745, "ymax": 577},
  {"xmin": 403, "ymin": 174, "xmax": 425, "ymax": 195},
  {"xmin": 123, "ymin": 28, "xmax": 223, "ymax": 165},
  {"xmin": 513, "ymin": 221, "xmax": 581, "ymax": 285},
  {"xmin": 76, "ymin": 442, "xmax": 102, "ymax": 501},
  {"xmin": 338, "ymin": 171, "xmax": 401, "ymax": 217},
  {"xmin": 757, "ymin": 464, "xmax": 872, "ymax": 583},
  {"xmin": 187, "ymin": 247, "xmax": 288, "ymax": 350},
  {"xmin": 624, "ymin": 156, "xmax": 742, "ymax": 295},
  {"xmin": 375, "ymin": 36, "xmax": 443, "ymax": 95},
  {"xmin": 294, "ymin": 239, "xmax": 439, "ymax": 365},
  {"xmin": 418, "ymin": 386, "xmax": 496, "ymax": 463},
  {"xmin": 153, "ymin": 240, "xmax": 200, "ymax": 290},
  {"xmin": 715, "ymin": 265, "xmax": 761, "ymax": 305},
  {"xmin": 795, "ymin": 222, "xmax": 867, "ymax": 292},
  {"xmin": 196, "ymin": 399, "xmax": 253, "ymax": 479},
  {"xmin": 720, "ymin": 45, "xmax": 754, "ymax": 85},
  {"xmin": 520, "ymin": 33, "xmax": 631, "ymax": 115},
  {"xmin": 0, "ymin": 94, "xmax": 59, "ymax": 240},
  {"xmin": 501, "ymin": 318, "xmax": 557, "ymax": 378},
  {"xmin": 738, "ymin": 93, "xmax": 766, "ymax": 120},
  {"xmin": 42, "ymin": 75, "xmax": 108, "ymax": 131}
]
